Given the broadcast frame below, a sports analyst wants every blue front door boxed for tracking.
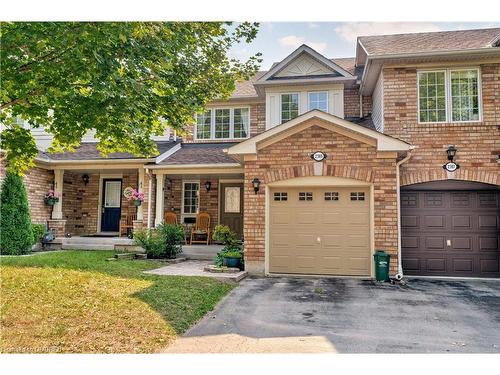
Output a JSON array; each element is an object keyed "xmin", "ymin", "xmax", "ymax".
[{"xmin": 101, "ymin": 179, "xmax": 122, "ymax": 232}]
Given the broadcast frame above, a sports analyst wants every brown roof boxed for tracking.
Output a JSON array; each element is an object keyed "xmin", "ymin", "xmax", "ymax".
[
  {"xmin": 331, "ymin": 57, "xmax": 356, "ymax": 75},
  {"xmin": 41, "ymin": 140, "xmax": 179, "ymax": 161},
  {"xmin": 359, "ymin": 27, "xmax": 500, "ymax": 56},
  {"xmin": 156, "ymin": 142, "xmax": 240, "ymax": 165},
  {"xmin": 231, "ymin": 71, "xmax": 266, "ymax": 98}
]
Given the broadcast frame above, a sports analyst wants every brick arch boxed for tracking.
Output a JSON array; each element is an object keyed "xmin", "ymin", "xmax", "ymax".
[
  {"xmin": 400, "ymin": 169, "xmax": 500, "ymax": 187},
  {"xmin": 265, "ymin": 163, "xmax": 375, "ymax": 184}
]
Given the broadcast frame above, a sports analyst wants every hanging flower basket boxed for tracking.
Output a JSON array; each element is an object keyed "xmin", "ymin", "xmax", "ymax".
[
  {"xmin": 126, "ymin": 188, "xmax": 144, "ymax": 207},
  {"xmin": 44, "ymin": 189, "xmax": 60, "ymax": 206}
]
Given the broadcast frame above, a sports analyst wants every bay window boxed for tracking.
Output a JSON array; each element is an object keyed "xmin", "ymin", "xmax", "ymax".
[
  {"xmin": 281, "ymin": 93, "xmax": 299, "ymax": 123},
  {"xmin": 418, "ymin": 68, "xmax": 481, "ymax": 123},
  {"xmin": 195, "ymin": 107, "xmax": 249, "ymax": 140}
]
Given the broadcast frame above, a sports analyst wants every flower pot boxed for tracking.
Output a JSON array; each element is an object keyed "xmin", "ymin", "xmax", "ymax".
[
  {"xmin": 133, "ymin": 200, "xmax": 142, "ymax": 207},
  {"xmin": 223, "ymin": 257, "xmax": 241, "ymax": 268},
  {"xmin": 44, "ymin": 197, "xmax": 58, "ymax": 206}
]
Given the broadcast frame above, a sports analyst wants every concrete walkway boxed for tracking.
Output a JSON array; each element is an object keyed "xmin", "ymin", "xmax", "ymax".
[{"xmin": 144, "ymin": 260, "xmax": 247, "ymax": 282}]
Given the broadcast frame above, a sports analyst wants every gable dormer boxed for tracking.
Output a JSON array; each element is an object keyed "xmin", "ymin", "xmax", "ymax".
[{"xmin": 254, "ymin": 45, "xmax": 357, "ymax": 129}]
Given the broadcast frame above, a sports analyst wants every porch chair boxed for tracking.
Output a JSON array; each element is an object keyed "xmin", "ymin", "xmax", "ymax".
[
  {"xmin": 190, "ymin": 212, "xmax": 211, "ymax": 245},
  {"xmin": 164, "ymin": 211, "xmax": 188, "ymax": 244},
  {"xmin": 120, "ymin": 213, "xmax": 136, "ymax": 238}
]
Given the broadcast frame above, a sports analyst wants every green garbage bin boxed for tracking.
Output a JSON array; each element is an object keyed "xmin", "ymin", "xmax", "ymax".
[{"xmin": 373, "ymin": 250, "xmax": 390, "ymax": 282}]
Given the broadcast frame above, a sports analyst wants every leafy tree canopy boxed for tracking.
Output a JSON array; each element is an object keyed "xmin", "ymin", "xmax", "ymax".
[{"xmin": 0, "ymin": 22, "xmax": 261, "ymax": 174}]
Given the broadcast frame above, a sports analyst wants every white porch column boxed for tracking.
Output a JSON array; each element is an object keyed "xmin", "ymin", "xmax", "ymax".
[
  {"xmin": 137, "ymin": 167, "xmax": 145, "ymax": 221},
  {"xmin": 52, "ymin": 169, "xmax": 64, "ymax": 219},
  {"xmin": 154, "ymin": 173, "xmax": 165, "ymax": 227}
]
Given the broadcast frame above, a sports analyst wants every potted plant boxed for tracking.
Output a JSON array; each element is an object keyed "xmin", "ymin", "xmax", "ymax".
[
  {"xmin": 44, "ymin": 189, "xmax": 60, "ymax": 206},
  {"xmin": 222, "ymin": 250, "xmax": 243, "ymax": 268},
  {"xmin": 127, "ymin": 188, "xmax": 144, "ymax": 207},
  {"xmin": 212, "ymin": 225, "xmax": 243, "ymax": 269}
]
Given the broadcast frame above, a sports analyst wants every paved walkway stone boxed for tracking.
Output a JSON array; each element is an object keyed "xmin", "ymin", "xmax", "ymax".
[{"xmin": 144, "ymin": 260, "xmax": 247, "ymax": 282}]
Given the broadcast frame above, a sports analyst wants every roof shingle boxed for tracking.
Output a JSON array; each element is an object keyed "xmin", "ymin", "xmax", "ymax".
[
  {"xmin": 156, "ymin": 143, "xmax": 240, "ymax": 165},
  {"xmin": 359, "ymin": 28, "xmax": 500, "ymax": 56},
  {"xmin": 41, "ymin": 140, "xmax": 179, "ymax": 161}
]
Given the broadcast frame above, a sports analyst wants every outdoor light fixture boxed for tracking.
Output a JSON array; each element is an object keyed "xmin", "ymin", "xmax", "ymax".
[
  {"xmin": 443, "ymin": 146, "xmax": 459, "ymax": 172},
  {"xmin": 205, "ymin": 181, "xmax": 212, "ymax": 192},
  {"xmin": 446, "ymin": 145, "xmax": 457, "ymax": 161},
  {"xmin": 82, "ymin": 174, "xmax": 90, "ymax": 185},
  {"xmin": 252, "ymin": 178, "xmax": 261, "ymax": 194}
]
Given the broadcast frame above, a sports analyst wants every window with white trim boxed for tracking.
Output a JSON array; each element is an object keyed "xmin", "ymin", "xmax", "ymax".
[
  {"xmin": 182, "ymin": 182, "xmax": 199, "ymax": 216},
  {"xmin": 281, "ymin": 93, "xmax": 299, "ymax": 123},
  {"xmin": 196, "ymin": 110, "xmax": 212, "ymax": 139},
  {"xmin": 308, "ymin": 91, "xmax": 328, "ymax": 112},
  {"xmin": 418, "ymin": 68, "xmax": 481, "ymax": 123},
  {"xmin": 195, "ymin": 108, "xmax": 250, "ymax": 140}
]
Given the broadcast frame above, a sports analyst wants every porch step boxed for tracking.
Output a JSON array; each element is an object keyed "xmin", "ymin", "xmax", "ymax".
[{"xmin": 61, "ymin": 236, "xmax": 135, "ymax": 251}]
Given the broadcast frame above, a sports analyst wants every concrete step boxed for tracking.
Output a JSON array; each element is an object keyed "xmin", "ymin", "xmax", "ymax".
[{"xmin": 62, "ymin": 244, "xmax": 115, "ymax": 250}]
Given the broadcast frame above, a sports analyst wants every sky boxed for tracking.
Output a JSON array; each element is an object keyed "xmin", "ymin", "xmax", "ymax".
[{"xmin": 230, "ymin": 22, "xmax": 500, "ymax": 70}]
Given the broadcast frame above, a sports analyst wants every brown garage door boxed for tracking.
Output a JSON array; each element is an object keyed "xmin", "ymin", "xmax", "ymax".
[
  {"xmin": 269, "ymin": 186, "xmax": 371, "ymax": 276},
  {"xmin": 401, "ymin": 181, "xmax": 500, "ymax": 278}
]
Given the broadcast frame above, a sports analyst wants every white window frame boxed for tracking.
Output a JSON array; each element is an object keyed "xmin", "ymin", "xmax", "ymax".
[
  {"xmin": 181, "ymin": 180, "xmax": 200, "ymax": 220},
  {"xmin": 417, "ymin": 67, "xmax": 482, "ymax": 124},
  {"xmin": 307, "ymin": 91, "xmax": 329, "ymax": 112},
  {"xmin": 194, "ymin": 107, "xmax": 250, "ymax": 141},
  {"xmin": 280, "ymin": 92, "xmax": 300, "ymax": 124}
]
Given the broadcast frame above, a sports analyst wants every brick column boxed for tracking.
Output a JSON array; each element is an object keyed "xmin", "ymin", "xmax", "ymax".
[
  {"xmin": 132, "ymin": 220, "xmax": 144, "ymax": 233},
  {"xmin": 47, "ymin": 219, "xmax": 66, "ymax": 237}
]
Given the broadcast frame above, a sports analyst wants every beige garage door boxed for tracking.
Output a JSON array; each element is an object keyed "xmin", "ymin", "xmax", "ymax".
[{"xmin": 269, "ymin": 186, "xmax": 371, "ymax": 276}]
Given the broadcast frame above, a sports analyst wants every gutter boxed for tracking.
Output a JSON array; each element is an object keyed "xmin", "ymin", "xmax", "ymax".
[{"xmin": 395, "ymin": 148, "xmax": 415, "ymax": 280}]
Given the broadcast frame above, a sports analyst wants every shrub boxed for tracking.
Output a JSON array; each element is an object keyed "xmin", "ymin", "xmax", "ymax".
[
  {"xmin": 31, "ymin": 223, "xmax": 46, "ymax": 245},
  {"xmin": 0, "ymin": 172, "xmax": 34, "ymax": 255},
  {"xmin": 133, "ymin": 223, "xmax": 183, "ymax": 259},
  {"xmin": 133, "ymin": 228, "xmax": 165, "ymax": 259},
  {"xmin": 212, "ymin": 225, "xmax": 242, "ymax": 267},
  {"xmin": 157, "ymin": 223, "xmax": 183, "ymax": 259},
  {"xmin": 223, "ymin": 251, "xmax": 242, "ymax": 259}
]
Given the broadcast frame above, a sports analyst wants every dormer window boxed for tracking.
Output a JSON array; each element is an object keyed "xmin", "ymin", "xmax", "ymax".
[
  {"xmin": 308, "ymin": 91, "xmax": 328, "ymax": 112},
  {"xmin": 281, "ymin": 93, "xmax": 299, "ymax": 123},
  {"xmin": 195, "ymin": 107, "xmax": 250, "ymax": 140}
]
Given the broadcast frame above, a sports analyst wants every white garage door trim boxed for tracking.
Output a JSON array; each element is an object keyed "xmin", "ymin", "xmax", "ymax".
[{"xmin": 265, "ymin": 176, "xmax": 375, "ymax": 277}]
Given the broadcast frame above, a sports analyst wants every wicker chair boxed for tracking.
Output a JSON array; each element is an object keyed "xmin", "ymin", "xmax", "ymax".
[
  {"xmin": 164, "ymin": 211, "xmax": 187, "ymax": 244},
  {"xmin": 120, "ymin": 213, "xmax": 136, "ymax": 237},
  {"xmin": 190, "ymin": 212, "xmax": 211, "ymax": 245}
]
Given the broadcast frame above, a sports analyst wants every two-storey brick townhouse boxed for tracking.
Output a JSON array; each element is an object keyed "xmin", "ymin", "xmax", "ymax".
[{"xmin": 2, "ymin": 27, "xmax": 499, "ymax": 278}]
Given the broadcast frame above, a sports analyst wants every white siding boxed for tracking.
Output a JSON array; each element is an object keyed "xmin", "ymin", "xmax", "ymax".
[
  {"xmin": 372, "ymin": 72, "xmax": 384, "ymax": 132},
  {"xmin": 265, "ymin": 84, "xmax": 344, "ymax": 129}
]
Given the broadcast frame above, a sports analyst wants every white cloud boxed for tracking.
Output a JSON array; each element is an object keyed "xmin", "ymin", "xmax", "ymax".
[
  {"xmin": 278, "ymin": 35, "xmax": 327, "ymax": 53},
  {"xmin": 335, "ymin": 22, "xmax": 443, "ymax": 44}
]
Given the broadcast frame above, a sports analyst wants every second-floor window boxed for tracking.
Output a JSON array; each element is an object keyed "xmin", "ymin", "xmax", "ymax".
[
  {"xmin": 418, "ymin": 68, "xmax": 481, "ymax": 123},
  {"xmin": 281, "ymin": 93, "xmax": 299, "ymax": 123},
  {"xmin": 195, "ymin": 107, "xmax": 250, "ymax": 140},
  {"xmin": 308, "ymin": 91, "xmax": 328, "ymax": 112}
]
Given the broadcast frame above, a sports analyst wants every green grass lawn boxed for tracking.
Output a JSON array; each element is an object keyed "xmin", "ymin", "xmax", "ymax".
[{"xmin": 0, "ymin": 250, "xmax": 235, "ymax": 353}]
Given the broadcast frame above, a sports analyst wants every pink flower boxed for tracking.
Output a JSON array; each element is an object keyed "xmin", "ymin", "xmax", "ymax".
[{"xmin": 127, "ymin": 188, "xmax": 144, "ymax": 202}]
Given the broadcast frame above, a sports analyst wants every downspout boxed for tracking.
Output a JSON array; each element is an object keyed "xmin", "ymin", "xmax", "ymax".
[
  {"xmin": 395, "ymin": 149, "xmax": 414, "ymax": 280},
  {"xmin": 359, "ymin": 94, "xmax": 363, "ymax": 118},
  {"xmin": 146, "ymin": 168, "xmax": 153, "ymax": 229}
]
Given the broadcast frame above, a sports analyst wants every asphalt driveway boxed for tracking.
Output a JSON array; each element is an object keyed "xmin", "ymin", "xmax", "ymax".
[{"xmin": 166, "ymin": 277, "xmax": 500, "ymax": 353}]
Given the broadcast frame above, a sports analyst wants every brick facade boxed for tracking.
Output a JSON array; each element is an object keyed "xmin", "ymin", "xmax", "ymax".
[
  {"xmin": 61, "ymin": 171, "xmax": 139, "ymax": 235},
  {"xmin": 164, "ymin": 177, "xmax": 219, "ymax": 230},
  {"xmin": 344, "ymin": 87, "xmax": 372, "ymax": 118},
  {"xmin": 243, "ymin": 121, "xmax": 400, "ymax": 275},
  {"xmin": 0, "ymin": 157, "xmax": 54, "ymax": 225},
  {"xmin": 383, "ymin": 63, "xmax": 500, "ymax": 187}
]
